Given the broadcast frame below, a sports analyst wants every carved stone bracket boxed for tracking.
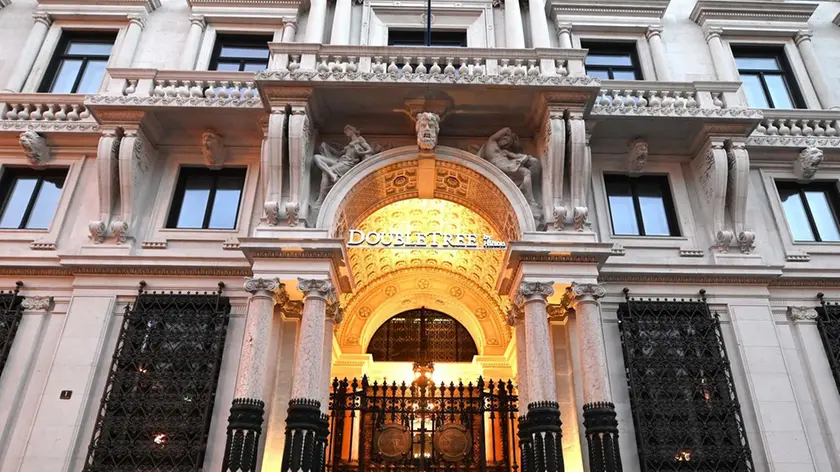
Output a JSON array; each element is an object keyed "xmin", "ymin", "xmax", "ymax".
[
  {"xmin": 794, "ymin": 146, "xmax": 823, "ymax": 180},
  {"xmin": 21, "ymin": 296, "xmax": 54, "ymax": 312},
  {"xmin": 692, "ymin": 139, "xmax": 730, "ymax": 252},
  {"xmin": 726, "ymin": 140, "xmax": 753, "ymax": 254},
  {"xmin": 539, "ymin": 108, "xmax": 566, "ymax": 231},
  {"xmin": 114, "ymin": 128, "xmax": 155, "ymax": 244},
  {"xmin": 89, "ymin": 130, "xmax": 121, "ymax": 243},
  {"xmin": 787, "ymin": 306, "xmax": 818, "ymax": 322},
  {"xmin": 261, "ymin": 110, "xmax": 286, "ymax": 227},
  {"xmin": 201, "ymin": 128, "xmax": 227, "ymax": 169},
  {"xmin": 628, "ymin": 137, "xmax": 648, "ymax": 173},
  {"xmin": 19, "ymin": 131, "xmax": 51, "ymax": 166},
  {"xmin": 287, "ymin": 106, "xmax": 314, "ymax": 226},
  {"xmin": 568, "ymin": 114, "xmax": 590, "ymax": 231}
]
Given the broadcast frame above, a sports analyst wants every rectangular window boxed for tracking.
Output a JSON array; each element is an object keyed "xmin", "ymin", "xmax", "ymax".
[
  {"xmin": 582, "ymin": 41, "xmax": 642, "ymax": 80},
  {"xmin": 167, "ymin": 167, "xmax": 246, "ymax": 230},
  {"xmin": 731, "ymin": 47, "xmax": 804, "ymax": 109},
  {"xmin": 777, "ymin": 181, "xmax": 840, "ymax": 242},
  {"xmin": 209, "ymin": 34, "xmax": 271, "ymax": 72},
  {"xmin": 0, "ymin": 168, "xmax": 67, "ymax": 230},
  {"xmin": 388, "ymin": 30, "xmax": 468, "ymax": 47},
  {"xmin": 617, "ymin": 296, "xmax": 755, "ymax": 472},
  {"xmin": 604, "ymin": 174, "xmax": 680, "ymax": 236},
  {"xmin": 39, "ymin": 32, "xmax": 115, "ymax": 94}
]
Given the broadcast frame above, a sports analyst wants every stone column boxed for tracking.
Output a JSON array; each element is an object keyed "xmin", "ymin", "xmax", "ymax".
[
  {"xmin": 504, "ymin": 0, "xmax": 525, "ymax": 49},
  {"xmin": 795, "ymin": 30, "xmax": 839, "ymax": 110},
  {"xmin": 114, "ymin": 14, "xmax": 146, "ymax": 68},
  {"xmin": 282, "ymin": 21, "xmax": 298, "ymax": 43},
  {"xmin": 508, "ymin": 308, "xmax": 529, "ymax": 412},
  {"xmin": 3, "ymin": 13, "xmax": 52, "ymax": 93},
  {"xmin": 330, "ymin": 0, "xmax": 352, "ymax": 45},
  {"xmin": 527, "ymin": 0, "xmax": 551, "ymax": 48},
  {"xmin": 282, "ymin": 278, "xmax": 335, "ymax": 472},
  {"xmin": 179, "ymin": 15, "xmax": 206, "ymax": 70},
  {"xmin": 222, "ymin": 278, "xmax": 282, "ymax": 472},
  {"xmin": 555, "ymin": 22, "xmax": 572, "ymax": 49},
  {"xmin": 646, "ymin": 26, "xmax": 669, "ymax": 81},
  {"xmin": 516, "ymin": 281, "xmax": 563, "ymax": 472},
  {"xmin": 305, "ymin": 0, "xmax": 328, "ymax": 43},
  {"xmin": 320, "ymin": 303, "xmax": 343, "ymax": 413},
  {"xmin": 572, "ymin": 283, "xmax": 622, "ymax": 472},
  {"xmin": 704, "ymin": 26, "xmax": 735, "ymax": 82}
]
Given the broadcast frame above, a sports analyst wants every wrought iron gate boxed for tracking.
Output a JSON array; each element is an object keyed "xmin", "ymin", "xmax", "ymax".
[
  {"xmin": 327, "ymin": 377, "xmax": 519, "ymax": 472},
  {"xmin": 817, "ymin": 294, "xmax": 840, "ymax": 396}
]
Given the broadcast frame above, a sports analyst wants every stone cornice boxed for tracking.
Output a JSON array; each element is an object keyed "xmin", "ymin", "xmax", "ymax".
[
  {"xmin": 550, "ymin": 0, "xmax": 670, "ymax": 22},
  {"xmin": 690, "ymin": 0, "xmax": 818, "ymax": 28},
  {"xmin": 255, "ymin": 70, "xmax": 599, "ymax": 88},
  {"xmin": 187, "ymin": 0, "xmax": 300, "ymax": 6},
  {"xmin": 37, "ymin": 0, "xmax": 160, "ymax": 13}
]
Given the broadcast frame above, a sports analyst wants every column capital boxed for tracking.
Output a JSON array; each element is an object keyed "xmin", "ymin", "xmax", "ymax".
[
  {"xmin": 794, "ymin": 29, "xmax": 814, "ymax": 46},
  {"xmin": 32, "ymin": 12, "xmax": 52, "ymax": 27},
  {"xmin": 284, "ymin": 19, "xmax": 298, "ymax": 30},
  {"xmin": 555, "ymin": 21, "xmax": 572, "ymax": 35},
  {"xmin": 572, "ymin": 282, "xmax": 605, "ymax": 302},
  {"xmin": 787, "ymin": 306, "xmax": 818, "ymax": 322},
  {"xmin": 703, "ymin": 26, "xmax": 723, "ymax": 42},
  {"xmin": 298, "ymin": 277, "xmax": 335, "ymax": 300},
  {"xmin": 188, "ymin": 14, "xmax": 207, "ymax": 30},
  {"xmin": 518, "ymin": 281, "xmax": 555, "ymax": 303},
  {"xmin": 244, "ymin": 277, "xmax": 281, "ymax": 295},
  {"xmin": 645, "ymin": 25, "xmax": 663, "ymax": 40},
  {"xmin": 126, "ymin": 13, "xmax": 147, "ymax": 29}
]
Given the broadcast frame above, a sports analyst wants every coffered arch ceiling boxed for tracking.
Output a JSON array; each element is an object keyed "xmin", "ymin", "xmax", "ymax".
[{"xmin": 339, "ymin": 199, "xmax": 511, "ymax": 355}]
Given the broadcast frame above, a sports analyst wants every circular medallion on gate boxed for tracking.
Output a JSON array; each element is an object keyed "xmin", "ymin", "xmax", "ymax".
[
  {"xmin": 376, "ymin": 423, "xmax": 412, "ymax": 461},
  {"xmin": 433, "ymin": 423, "xmax": 471, "ymax": 462}
]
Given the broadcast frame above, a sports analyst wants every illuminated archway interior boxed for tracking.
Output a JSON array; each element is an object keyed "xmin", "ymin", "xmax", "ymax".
[{"xmin": 333, "ymin": 198, "xmax": 513, "ymax": 384}]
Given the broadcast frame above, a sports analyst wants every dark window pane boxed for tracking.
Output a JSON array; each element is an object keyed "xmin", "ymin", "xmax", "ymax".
[
  {"xmin": 764, "ymin": 74, "xmax": 795, "ymax": 109},
  {"xmin": 220, "ymin": 46, "xmax": 269, "ymax": 59},
  {"xmin": 242, "ymin": 62, "xmax": 267, "ymax": 72},
  {"xmin": 636, "ymin": 180, "xmax": 672, "ymax": 236},
  {"xmin": 26, "ymin": 177, "xmax": 64, "ymax": 229},
  {"xmin": 67, "ymin": 41, "xmax": 113, "ymax": 56},
  {"xmin": 214, "ymin": 62, "xmax": 241, "ymax": 71},
  {"xmin": 780, "ymin": 191, "xmax": 816, "ymax": 241},
  {"xmin": 0, "ymin": 178, "xmax": 37, "ymax": 228},
  {"xmin": 805, "ymin": 191, "xmax": 840, "ymax": 242},
  {"xmin": 611, "ymin": 70, "xmax": 638, "ymax": 80},
  {"xmin": 606, "ymin": 179, "xmax": 640, "ymax": 235},
  {"xmin": 49, "ymin": 59, "xmax": 83, "ymax": 93},
  {"xmin": 734, "ymin": 57, "xmax": 779, "ymax": 71},
  {"xmin": 585, "ymin": 54, "xmax": 633, "ymax": 67},
  {"xmin": 176, "ymin": 175, "xmax": 212, "ymax": 229},
  {"xmin": 587, "ymin": 69, "xmax": 611, "ymax": 79},
  {"xmin": 741, "ymin": 74, "xmax": 770, "ymax": 109},
  {"xmin": 207, "ymin": 175, "xmax": 243, "ymax": 229},
  {"xmin": 76, "ymin": 59, "xmax": 108, "ymax": 94}
]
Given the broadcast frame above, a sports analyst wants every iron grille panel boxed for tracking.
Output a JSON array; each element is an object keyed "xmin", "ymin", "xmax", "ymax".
[
  {"xmin": 327, "ymin": 377, "xmax": 519, "ymax": 472},
  {"xmin": 816, "ymin": 298, "xmax": 840, "ymax": 397},
  {"xmin": 84, "ymin": 283, "xmax": 231, "ymax": 472},
  {"xmin": 0, "ymin": 282, "xmax": 23, "ymax": 379},
  {"xmin": 617, "ymin": 294, "xmax": 754, "ymax": 472},
  {"xmin": 367, "ymin": 309, "xmax": 478, "ymax": 362}
]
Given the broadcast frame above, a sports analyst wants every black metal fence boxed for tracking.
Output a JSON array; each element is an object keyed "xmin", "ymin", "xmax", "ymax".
[
  {"xmin": 0, "ymin": 281, "xmax": 23, "ymax": 379},
  {"xmin": 327, "ymin": 376, "xmax": 519, "ymax": 472},
  {"xmin": 817, "ymin": 294, "xmax": 840, "ymax": 397},
  {"xmin": 617, "ymin": 290, "xmax": 754, "ymax": 472}
]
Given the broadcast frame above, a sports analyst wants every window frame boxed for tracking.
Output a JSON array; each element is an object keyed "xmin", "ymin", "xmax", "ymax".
[
  {"xmin": 604, "ymin": 173, "xmax": 681, "ymax": 237},
  {"xmin": 208, "ymin": 34, "xmax": 272, "ymax": 72},
  {"xmin": 38, "ymin": 30, "xmax": 116, "ymax": 94},
  {"xmin": 0, "ymin": 167, "xmax": 68, "ymax": 230},
  {"xmin": 387, "ymin": 29, "xmax": 468, "ymax": 47},
  {"xmin": 165, "ymin": 167, "xmax": 247, "ymax": 230},
  {"xmin": 730, "ymin": 45, "xmax": 806, "ymax": 109},
  {"xmin": 581, "ymin": 41, "xmax": 643, "ymax": 80},
  {"xmin": 775, "ymin": 180, "xmax": 840, "ymax": 243}
]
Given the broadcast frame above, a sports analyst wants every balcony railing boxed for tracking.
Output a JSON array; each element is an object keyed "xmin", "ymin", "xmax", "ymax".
[
  {"xmin": 262, "ymin": 44, "xmax": 591, "ymax": 82},
  {"xmin": 749, "ymin": 109, "xmax": 840, "ymax": 146},
  {"xmin": 590, "ymin": 80, "xmax": 760, "ymax": 118},
  {"xmin": 0, "ymin": 93, "xmax": 99, "ymax": 132}
]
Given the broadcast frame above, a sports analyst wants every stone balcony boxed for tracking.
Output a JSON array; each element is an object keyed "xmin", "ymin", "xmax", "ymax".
[
  {"xmin": 746, "ymin": 109, "xmax": 840, "ymax": 149},
  {"xmin": 0, "ymin": 93, "xmax": 100, "ymax": 133}
]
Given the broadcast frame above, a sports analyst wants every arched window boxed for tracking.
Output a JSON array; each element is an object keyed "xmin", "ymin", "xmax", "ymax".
[{"xmin": 367, "ymin": 309, "xmax": 478, "ymax": 362}]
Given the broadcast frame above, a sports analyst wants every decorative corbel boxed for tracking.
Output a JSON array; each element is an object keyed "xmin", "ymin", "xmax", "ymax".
[
  {"xmin": 541, "ymin": 108, "xmax": 566, "ymax": 231},
  {"xmin": 628, "ymin": 137, "xmax": 648, "ymax": 173},
  {"xmin": 725, "ymin": 139, "xmax": 753, "ymax": 254},
  {"xmin": 261, "ymin": 109, "xmax": 286, "ymax": 226},
  {"xmin": 568, "ymin": 114, "xmax": 590, "ymax": 231},
  {"xmin": 113, "ymin": 128, "xmax": 155, "ymax": 244},
  {"xmin": 88, "ymin": 130, "xmax": 121, "ymax": 243},
  {"xmin": 692, "ymin": 139, "xmax": 731, "ymax": 252},
  {"xmin": 201, "ymin": 129, "xmax": 227, "ymax": 169},
  {"xmin": 19, "ymin": 131, "xmax": 51, "ymax": 166},
  {"xmin": 286, "ymin": 105, "xmax": 314, "ymax": 226},
  {"xmin": 793, "ymin": 146, "xmax": 823, "ymax": 180}
]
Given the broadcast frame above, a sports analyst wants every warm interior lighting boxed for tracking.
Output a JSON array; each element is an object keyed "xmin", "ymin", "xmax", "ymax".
[
  {"xmin": 153, "ymin": 433, "xmax": 168, "ymax": 446},
  {"xmin": 674, "ymin": 449, "xmax": 692, "ymax": 462}
]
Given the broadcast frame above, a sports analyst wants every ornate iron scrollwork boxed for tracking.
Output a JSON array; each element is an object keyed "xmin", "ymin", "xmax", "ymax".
[
  {"xmin": 83, "ymin": 282, "xmax": 231, "ymax": 472},
  {"xmin": 0, "ymin": 281, "xmax": 23, "ymax": 380},
  {"xmin": 817, "ymin": 293, "xmax": 840, "ymax": 397},
  {"xmin": 367, "ymin": 308, "xmax": 478, "ymax": 362},
  {"xmin": 617, "ymin": 289, "xmax": 754, "ymax": 472}
]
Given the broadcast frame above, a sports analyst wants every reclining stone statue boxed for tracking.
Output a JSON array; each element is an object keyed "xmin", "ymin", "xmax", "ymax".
[{"xmin": 313, "ymin": 125, "xmax": 373, "ymax": 206}]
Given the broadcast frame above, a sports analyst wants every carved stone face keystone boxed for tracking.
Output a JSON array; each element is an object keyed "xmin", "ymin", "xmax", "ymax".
[{"xmin": 415, "ymin": 112, "xmax": 440, "ymax": 150}]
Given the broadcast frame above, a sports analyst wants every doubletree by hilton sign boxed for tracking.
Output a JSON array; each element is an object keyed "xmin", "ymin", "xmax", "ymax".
[{"xmin": 347, "ymin": 230, "xmax": 507, "ymax": 250}]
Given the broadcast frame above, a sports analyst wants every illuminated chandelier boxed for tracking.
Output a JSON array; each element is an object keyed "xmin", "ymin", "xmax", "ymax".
[{"xmin": 412, "ymin": 306, "xmax": 434, "ymax": 389}]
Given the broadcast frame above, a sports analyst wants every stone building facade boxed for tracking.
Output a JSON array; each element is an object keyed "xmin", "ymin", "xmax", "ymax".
[{"xmin": 0, "ymin": 0, "xmax": 839, "ymax": 471}]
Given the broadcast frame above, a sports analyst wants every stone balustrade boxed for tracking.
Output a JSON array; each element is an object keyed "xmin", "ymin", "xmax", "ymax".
[
  {"xmin": 86, "ymin": 69, "xmax": 263, "ymax": 108},
  {"xmin": 748, "ymin": 109, "xmax": 840, "ymax": 147},
  {"xmin": 264, "ymin": 44, "xmax": 590, "ymax": 81},
  {"xmin": 0, "ymin": 93, "xmax": 99, "ymax": 132},
  {"xmin": 590, "ymin": 80, "xmax": 761, "ymax": 119}
]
